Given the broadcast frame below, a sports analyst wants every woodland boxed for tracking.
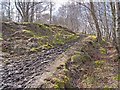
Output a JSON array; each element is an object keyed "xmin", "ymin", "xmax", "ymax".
[{"xmin": 0, "ymin": 0, "xmax": 120, "ymax": 89}]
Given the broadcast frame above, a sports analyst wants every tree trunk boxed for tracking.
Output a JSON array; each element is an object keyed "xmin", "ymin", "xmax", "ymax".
[
  {"xmin": 49, "ymin": 1, "xmax": 52, "ymax": 24},
  {"xmin": 30, "ymin": 1, "xmax": 35, "ymax": 22},
  {"xmin": 90, "ymin": 1, "xmax": 102, "ymax": 42},
  {"xmin": 110, "ymin": 2, "xmax": 118, "ymax": 52},
  {"xmin": 104, "ymin": 2, "xmax": 109, "ymax": 41},
  {"xmin": 116, "ymin": 2, "xmax": 120, "ymax": 57},
  {"xmin": 8, "ymin": 0, "xmax": 11, "ymax": 21}
]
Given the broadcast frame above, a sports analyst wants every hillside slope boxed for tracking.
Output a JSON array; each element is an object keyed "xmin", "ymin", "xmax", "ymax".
[
  {"xmin": 1, "ymin": 22, "xmax": 118, "ymax": 89},
  {"xmin": 2, "ymin": 22, "xmax": 78, "ymax": 55},
  {"xmin": 0, "ymin": 22, "xmax": 80, "ymax": 89},
  {"xmin": 40, "ymin": 36, "xmax": 118, "ymax": 89}
]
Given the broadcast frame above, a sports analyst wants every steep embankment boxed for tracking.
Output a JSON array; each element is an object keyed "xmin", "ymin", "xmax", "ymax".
[
  {"xmin": 40, "ymin": 35, "xmax": 119, "ymax": 89},
  {"xmin": 0, "ymin": 22, "xmax": 80, "ymax": 89}
]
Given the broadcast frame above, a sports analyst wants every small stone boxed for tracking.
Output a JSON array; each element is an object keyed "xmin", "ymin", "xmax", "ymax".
[
  {"xmin": 15, "ymin": 70, "xmax": 19, "ymax": 74},
  {"xmin": 18, "ymin": 85, "xmax": 22, "ymax": 88}
]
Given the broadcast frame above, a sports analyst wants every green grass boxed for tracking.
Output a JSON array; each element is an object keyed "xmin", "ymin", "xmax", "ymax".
[
  {"xmin": 0, "ymin": 33, "xmax": 2, "ymax": 38},
  {"xmin": 113, "ymin": 74, "xmax": 120, "ymax": 81}
]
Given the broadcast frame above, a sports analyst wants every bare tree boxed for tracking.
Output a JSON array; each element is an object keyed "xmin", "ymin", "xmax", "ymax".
[
  {"xmin": 33, "ymin": 1, "xmax": 49, "ymax": 23},
  {"xmin": 90, "ymin": 1, "xmax": 102, "ymax": 42},
  {"xmin": 49, "ymin": 0, "xmax": 52, "ymax": 24},
  {"xmin": 110, "ymin": 2, "xmax": 118, "ymax": 50},
  {"xmin": 1, "ymin": 1, "xmax": 5, "ymax": 21},
  {"xmin": 8, "ymin": 0, "xmax": 11, "ymax": 20},
  {"xmin": 0, "ymin": 0, "xmax": 12, "ymax": 21},
  {"xmin": 57, "ymin": 2, "xmax": 80, "ymax": 32},
  {"xmin": 115, "ymin": 1, "xmax": 120, "ymax": 57},
  {"xmin": 104, "ymin": 2, "xmax": 110, "ymax": 41},
  {"xmin": 30, "ymin": 0, "xmax": 35, "ymax": 22},
  {"xmin": 15, "ymin": 0, "xmax": 42, "ymax": 22}
]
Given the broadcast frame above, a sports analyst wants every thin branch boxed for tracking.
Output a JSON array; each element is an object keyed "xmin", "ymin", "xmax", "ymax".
[
  {"xmin": 15, "ymin": 0, "xmax": 23, "ymax": 18},
  {"xmin": 28, "ymin": 2, "xmax": 43, "ymax": 10}
]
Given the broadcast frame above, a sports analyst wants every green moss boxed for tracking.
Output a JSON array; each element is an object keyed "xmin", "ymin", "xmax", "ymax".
[
  {"xmin": 38, "ymin": 24, "xmax": 53, "ymax": 35},
  {"xmin": 21, "ymin": 23, "xmax": 78, "ymax": 47},
  {"xmin": 53, "ymin": 33, "xmax": 78, "ymax": 45},
  {"xmin": 51, "ymin": 62, "xmax": 71, "ymax": 88},
  {"xmin": 113, "ymin": 74, "xmax": 120, "ymax": 81},
  {"xmin": 22, "ymin": 30, "xmax": 32, "ymax": 33},
  {"xmin": 22, "ymin": 23, "xmax": 53, "ymax": 38},
  {"xmin": 0, "ymin": 33, "xmax": 2, "ymax": 38},
  {"xmin": 37, "ymin": 36, "xmax": 48, "ymax": 39},
  {"xmin": 91, "ymin": 35, "xmax": 97, "ymax": 39},
  {"xmin": 100, "ymin": 38, "xmax": 106, "ymax": 45},
  {"xmin": 94, "ymin": 60, "xmax": 105, "ymax": 67},
  {"xmin": 63, "ymin": 68, "xmax": 69, "ymax": 75},
  {"xmin": 74, "ymin": 51, "xmax": 81, "ymax": 55},
  {"xmin": 54, "ymin": 39, "xmax": 64, "ymax": 45},
  {"xmin": 71, "ymin": 54, "xmax": 81, "ymax": 62},
  {"xmin": 99, "ymin": 47, "xmax": 107, "ymax": 54},
  {"xmin": 53, "ymin": 78, "xmax": 65, "ymax": 88},
  {"xmin": 0, "ymin": 37, "xmax": 3, "ymax": 41},
  {"xmin": 3, "ymin": 59, "xmax": 10, "ymax": 65},
  {"xmin": 83, "ymin": 35, "xmax": 97, "ymax": 46},
  {"xmin": 53, "ymin": 33, "xmax": 65, "ymax": 45},
  {"xmin": 71, "ymin": 53, "xmax": 89, "ymax": 64},
  {"xmin": 104, "ymin": 86, "xmax": 112, "ymax": 90},
  {"xmin": 2, "ymin": 48, "xmax": 7, "ymax": 52},
  {"xmin": 54, "ymin": 84, "xmax": 60, "ymax": 90},
  {"xmin": 87, "ymin": 35, "xmax": 97, "ymax": 41},
  {"xmin": 102, "ymin": 38, "xmax": 106, "ymax": 42},
  {"xmin": 65, "ymin": 35, "xmax": 79, "ymax": 42},
  {"xmin": 22, "ymin": 29, "xmax": 35, "ymax": 37},
  {"xmin": 42, "ymin": 42, "xmax": 53, "ymax": 49},
  {"xmin": 30, "ymin": 47, "xmax": 40, "ymax": 52},
  {"xmin": 21, "ymin": 22, "xmax": 31, "ymax": 25},
  {"xmin": 52, "ymin": 74, "xmax": 70, "ymax": 89},
  {"xmin": 82, "ymin": 76, "xmax": 95, "ymax": 86},
  {"xmin": 16, "ymin": 23, "xmax": 79, "ymax": 51},
  {"xmin": 30, "ymin": 48, "xmax": 37, "ymax": 52}
]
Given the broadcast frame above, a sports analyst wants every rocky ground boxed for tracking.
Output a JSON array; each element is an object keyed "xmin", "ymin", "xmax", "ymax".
[
  {"xmin": 0, "ymin": 22, "xmax": 119, "ymax": 89},
  {"xmin": 0, "ymin": 42, "xmax": 4, "ymax": 90},
  {"xmin": 39, "ymin": 35, "xmax": 119, "ymax": 89},
  {"xmin": 0, "ymin": 22, "xmax": 80, "ymax": 89},
  {"xmin": 1, "ymin": 40, "xmax": 78, "ymax": 89}
]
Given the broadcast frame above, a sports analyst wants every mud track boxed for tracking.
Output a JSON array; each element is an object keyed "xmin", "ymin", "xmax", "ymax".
[{"xmin": 0, "ymin": 37, "xmax": 83, "ymax": 89}]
